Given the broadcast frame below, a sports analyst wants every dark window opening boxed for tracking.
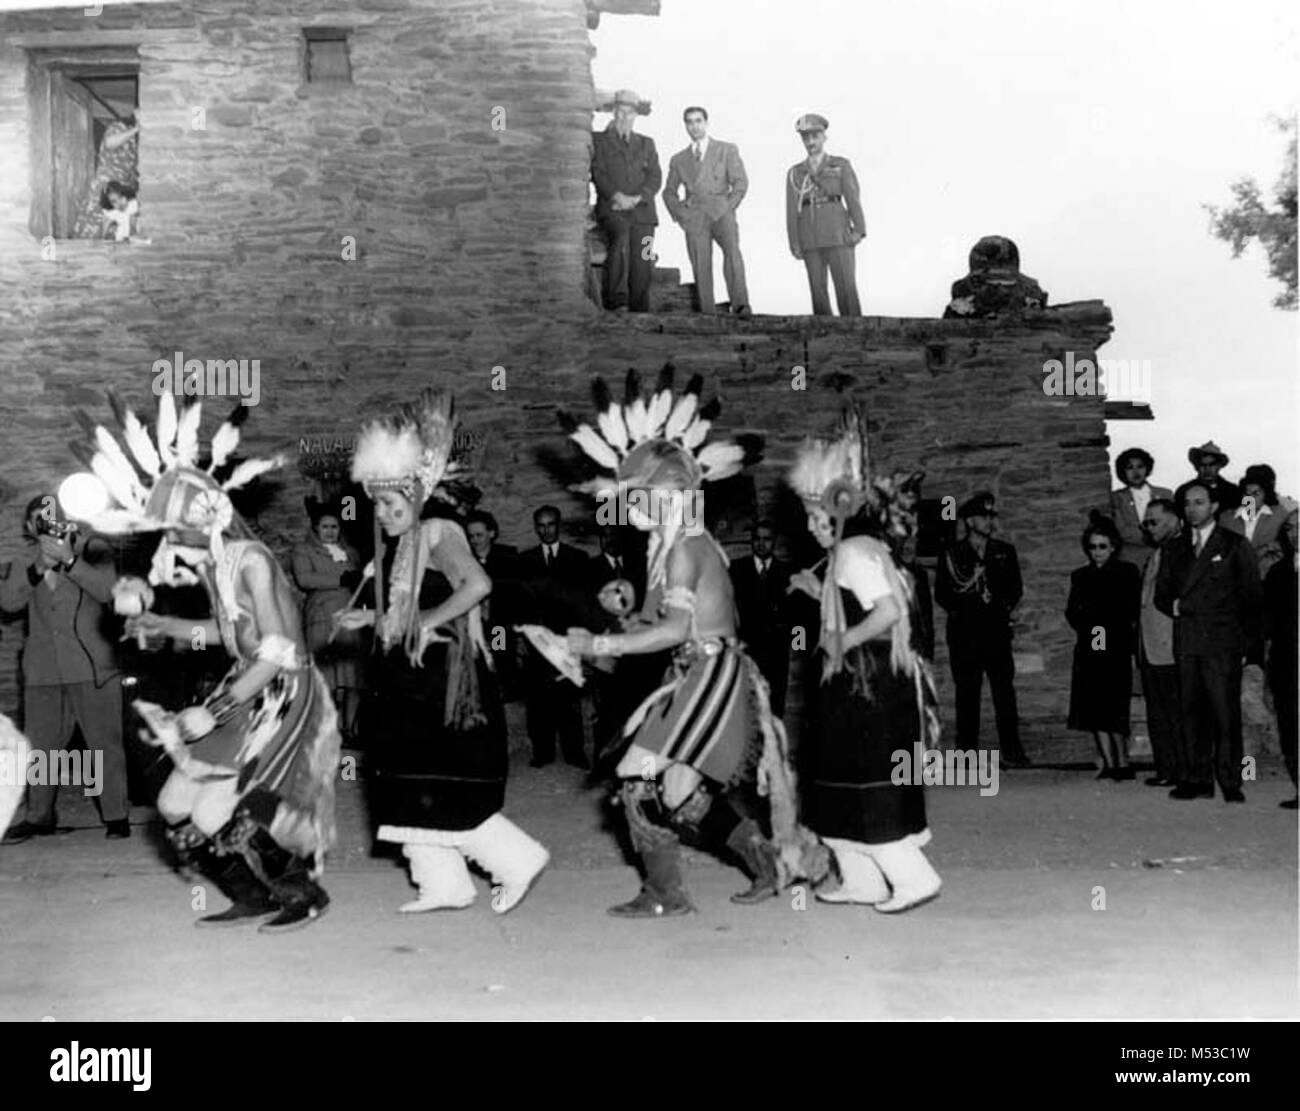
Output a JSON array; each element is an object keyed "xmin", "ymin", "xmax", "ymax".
[
  {"xmin": 27, "ymin": 49, "xmax": 140, "ymax": 240},
  {"xmin": 303, "ymin": 28, "xmax": 352, "ymax": 84}
]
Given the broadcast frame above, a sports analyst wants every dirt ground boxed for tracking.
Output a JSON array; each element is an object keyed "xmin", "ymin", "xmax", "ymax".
[{"xmin": 2, "ymin": 748, "xmax": 1296, "ymax": 1022}]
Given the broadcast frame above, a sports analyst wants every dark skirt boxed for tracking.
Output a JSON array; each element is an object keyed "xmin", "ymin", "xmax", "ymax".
[
  {"xmin": 365, "ymin": 641, "xmax": 507, "ymax": 831},
  {"xmin": 801, "ymin": 642, "xmax": 927, "ymax": 844},
  {"xmin": 1067, "ymin": 642, "xmax": 1132, "ymax": 734}
]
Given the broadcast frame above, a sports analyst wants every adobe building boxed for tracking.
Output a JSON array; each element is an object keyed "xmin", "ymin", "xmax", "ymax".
[{"xmin": 0, "ymin": 0, "xmax": 1119, "ymax": 755}]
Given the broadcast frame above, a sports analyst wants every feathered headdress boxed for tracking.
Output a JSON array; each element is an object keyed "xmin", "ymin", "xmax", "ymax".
[
  {"xmin": 68, "ymin": 390, "xmax": 284, "ymax": 537},
  {"xmin": 788, "ymin": 407, "xmax": 937, "ymax": 753},
  {"xmin": 561, "ymin": 365, "xmax": 761, "ymax": 498},
  {"xmin": 350, "ymin": 388, "xmax": 460, "ymax": 503},
  {"xmin": 561, "ymin": 366, "xmax": 762, "ymax": 588}
]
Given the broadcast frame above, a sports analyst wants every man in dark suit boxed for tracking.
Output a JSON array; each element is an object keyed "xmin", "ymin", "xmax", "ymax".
[
  {"xmin": 730, "ymin": 520, "xmax": 793, "ymax": 715},
  {"xmin": 1108, "ymin": 447, "xmax": 1173, "ymax": 574},
  {"xmin": 0, "ymin": 496, "xmax": 130, "ymax": 842},
  {"xmin": 591, "ymin": 88, "xmax": 661, "ymax": 313},
  {"xmin": 785, "ymin": 113, "xmax": 866, "ymax": 316},
  {"xmin": 1174, "ymin": 441, "xmax": 1241, "ymax": 516},
  {"xmin": 1155, "ymin": 481, "xmax": 1263, "ymax": 802},
  {"xmin": 662, "ymin": 105, "xmax": 750, "ymax": 317},
  {"xmin": 466, "ymin": 510, "xmax": 520, "ymax": 696},
  {"xmin": 518, "ymin": 505, "xmax": 589, "ymax": 767},
  {"xmin": 934, "ymin": 492, "xmax": 1030, "ymax": 767}
]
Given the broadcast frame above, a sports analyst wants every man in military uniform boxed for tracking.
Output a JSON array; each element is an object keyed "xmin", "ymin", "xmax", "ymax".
[
  {"xmin": 934, "ymin": 492, "xmax": 1031, "ymax": 767},
  {"xmin": 785, "ymin": 114, "xmax": 865, "ymax": 316},
  {"xmin": 591, "ymin": 88, "xmax": 662, "ymax": 313}
]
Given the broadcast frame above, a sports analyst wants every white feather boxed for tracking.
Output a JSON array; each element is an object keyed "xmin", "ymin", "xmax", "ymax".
[
  {"xmin": 646, "ymin": 388, "xmax": 673, "ymax": 437},
  {"xmin": 175, "ymin": 401, "xmax": 202, "ymax": 467},
  {"xmin": 94, "ymin": 427, "xmax": 148, "ymax": 506},
  {"xmin": 122, "ymin": 408, "xmax": 161, "ymax": 478},
  {"xmin": 222, "ymin": 454, "xmax": 285, "ymax": 491},
  {"xmin": 91, "ymin": 452, "xmax": 146, "ymax": 514},
  {"xmin": 570, "ymin": 424, "xmax": 620, "ymax": 471},
  {"xmin": 597, "ymin": 404, "xmax": 629, "ymax": 455},
  {"xmin": 156, "ymin": 392, "xmax": 178, "ymax": 467},
  {"xmin": 696, "ymin": 441, "xmax": 744, "ymax": 480},
  {"xmin": 208, "ymin": 419, "xmax": 241, "ymax": 471},
  {"xmin": 664, "ymin": 392, "xmax": 698, "ymax": 441},
  {"xmin": 87, "ymin": 508, "xmax": 155, "ymax": 534},
  {"xmin": 681, "ymin": 417, "xmax": 711, "ymax": 451},
  {"xmin": 624, "ymin": 398, "xmax": 650, "ymax": 442}
]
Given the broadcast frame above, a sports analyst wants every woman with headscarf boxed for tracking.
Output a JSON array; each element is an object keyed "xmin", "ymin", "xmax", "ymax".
[{"xmin": 333, "ymin": 390, "xmax": 548, "ymax": 915}]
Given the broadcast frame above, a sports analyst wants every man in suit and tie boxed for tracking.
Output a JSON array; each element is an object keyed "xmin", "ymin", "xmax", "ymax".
[
  {"xmin": 518, "ymin": 505, "xmax": 590, "ymax": 767},
  {"xmin": 730, "ymin": 521, "xmax": 793, "ymax": 715},
  {"xmin": 0, "ymin": 496, "xmax": 130, "ymax": 842},
  {"xmin": 1137, "ymin": 498, "xmax": 1185, "ymax": 788},
  {"xmin": 591, "ymin": 88, "xmax": 661, "ymax": 313},
  {"xmin": 662, "ymin": 106, "xmax": 751, "ymax": 318},
  {"xmin": 1156, "ymin": 482, "xmax": 1263, "ymax": 802},
  {"xmin": 1108, "ymin": 447, "xmax": 1172, "ymax": 574},
  {"xmin": 786, "ymin": 113, "xmax": 866, "ymax": 316}
]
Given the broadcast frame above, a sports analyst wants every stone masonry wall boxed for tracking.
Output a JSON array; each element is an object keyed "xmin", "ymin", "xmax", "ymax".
[{"xmin": 0, "ymin": 2, "xmax": 1116, "ymax": 758}]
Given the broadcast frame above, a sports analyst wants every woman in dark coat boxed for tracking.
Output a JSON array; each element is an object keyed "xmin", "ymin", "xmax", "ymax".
[{"xmin": 1066, "ymin": 513, "xmax": 1141, "ymax": 779}]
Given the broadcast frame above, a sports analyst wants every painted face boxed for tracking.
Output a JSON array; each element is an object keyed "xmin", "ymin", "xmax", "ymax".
[
  {"xmin": 316, "ymin": 515, "xmax": 341, "ymax": 543},
  {"xmin": 374, "ymin": 490, "xmax": 415, "ymax": 536},
  {"xmin": 806, "ymin": 506, "xmax": 835, "ymax": 550},
  {"xmin": 1182, "ymin": 486, "xmax": 1217, "ymax": 528},
  {"xmin": 1122, "ymin": 457, "xmax": 1150, "ymax": 486},
  {"xmin": 1086, "ymin": 531, "xmax": 1115, "ymax": 567},
  {"xmin": 466, "ymin": 521, "xmax": 493, "ymax": 557},
  {"xmin": 534, "ymin": 513, "xmax": 560, "ymax": 545},
  {"xmin": 684, "ymin": 111, "xmax": 707, "ymax": 142},
  {"xmin": 752, "ymin": 526, "xmax": 776, "ymax": 560}
]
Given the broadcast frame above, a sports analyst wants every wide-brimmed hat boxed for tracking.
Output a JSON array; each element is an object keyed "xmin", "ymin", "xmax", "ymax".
[
  {"xmin": 612, "ymin": 88, "xmax": 643, "ymax": 110},
  {"xmin": 1187, "ymin": 440, "xmax": 1229, "ymax": 467}
]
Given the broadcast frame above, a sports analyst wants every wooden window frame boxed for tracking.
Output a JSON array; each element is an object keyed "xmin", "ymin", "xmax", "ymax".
[
  {"xmin": 302, "ymin": 27, "xmax": 352, "ymax": 87},
  {"xmin": 26, "ymin": 46, "xmax": 139, "ymax": 241}
]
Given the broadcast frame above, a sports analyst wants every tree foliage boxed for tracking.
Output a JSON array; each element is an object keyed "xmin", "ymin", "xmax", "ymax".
[{"xmin": 1206, "ymin": 116, "xmax": 1297, "ymax": 310}]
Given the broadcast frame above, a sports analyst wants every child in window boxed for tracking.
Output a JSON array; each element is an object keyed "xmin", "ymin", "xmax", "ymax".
[{"xmin": 100, "ymin": 180, "xmax": 139, "ymax": 242}]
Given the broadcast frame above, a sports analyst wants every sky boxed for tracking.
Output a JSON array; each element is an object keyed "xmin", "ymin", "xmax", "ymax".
[{"xmin": 593, "ymin": 0, "xmax": 1298, "ymax": 495}]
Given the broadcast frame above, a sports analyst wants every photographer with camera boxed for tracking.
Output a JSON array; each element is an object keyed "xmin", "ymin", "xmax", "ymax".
[{"xmin": 0, "ymin": 494, "xmax": 129, "ymax": 842}]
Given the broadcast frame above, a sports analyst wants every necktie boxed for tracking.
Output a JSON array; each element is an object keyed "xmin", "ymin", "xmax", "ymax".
[
  {"xmin": 545, "ymin": 546, "xmax": 553, "ymax": 568},
  {"xmin": 1193, "ymin": 532, "xmax": 1203, "ymax": 556}
]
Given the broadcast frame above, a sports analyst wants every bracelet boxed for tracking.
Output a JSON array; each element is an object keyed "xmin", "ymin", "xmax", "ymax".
[
  {"xmin": 205, "ymin": 691, "xmax": 241, "ymax": 726},
  {"xmin": 591, "ymin": 634, "xmax": 624, "ymax": 657}
]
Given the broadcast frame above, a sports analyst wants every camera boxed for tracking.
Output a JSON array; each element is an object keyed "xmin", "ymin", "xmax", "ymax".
[{"xmin": 32, "ymin": 514, "xmax": 78, "ymax": 541}]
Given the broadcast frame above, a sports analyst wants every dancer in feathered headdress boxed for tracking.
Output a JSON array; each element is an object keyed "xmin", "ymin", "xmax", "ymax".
[
  {"xmin": 65, "ymin": 391, "xmax": 338, "ymax": 932},
  {"xmin": 559, "ymin": 366, "xmax": 829, "ymax": 917},
  {"xmin": 787, "ymin": 406, "xmax": 943, "ymax": 913},
  {"xmin": 334, "ymin": 389, "xmax": 549, "ymax": 916}
]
